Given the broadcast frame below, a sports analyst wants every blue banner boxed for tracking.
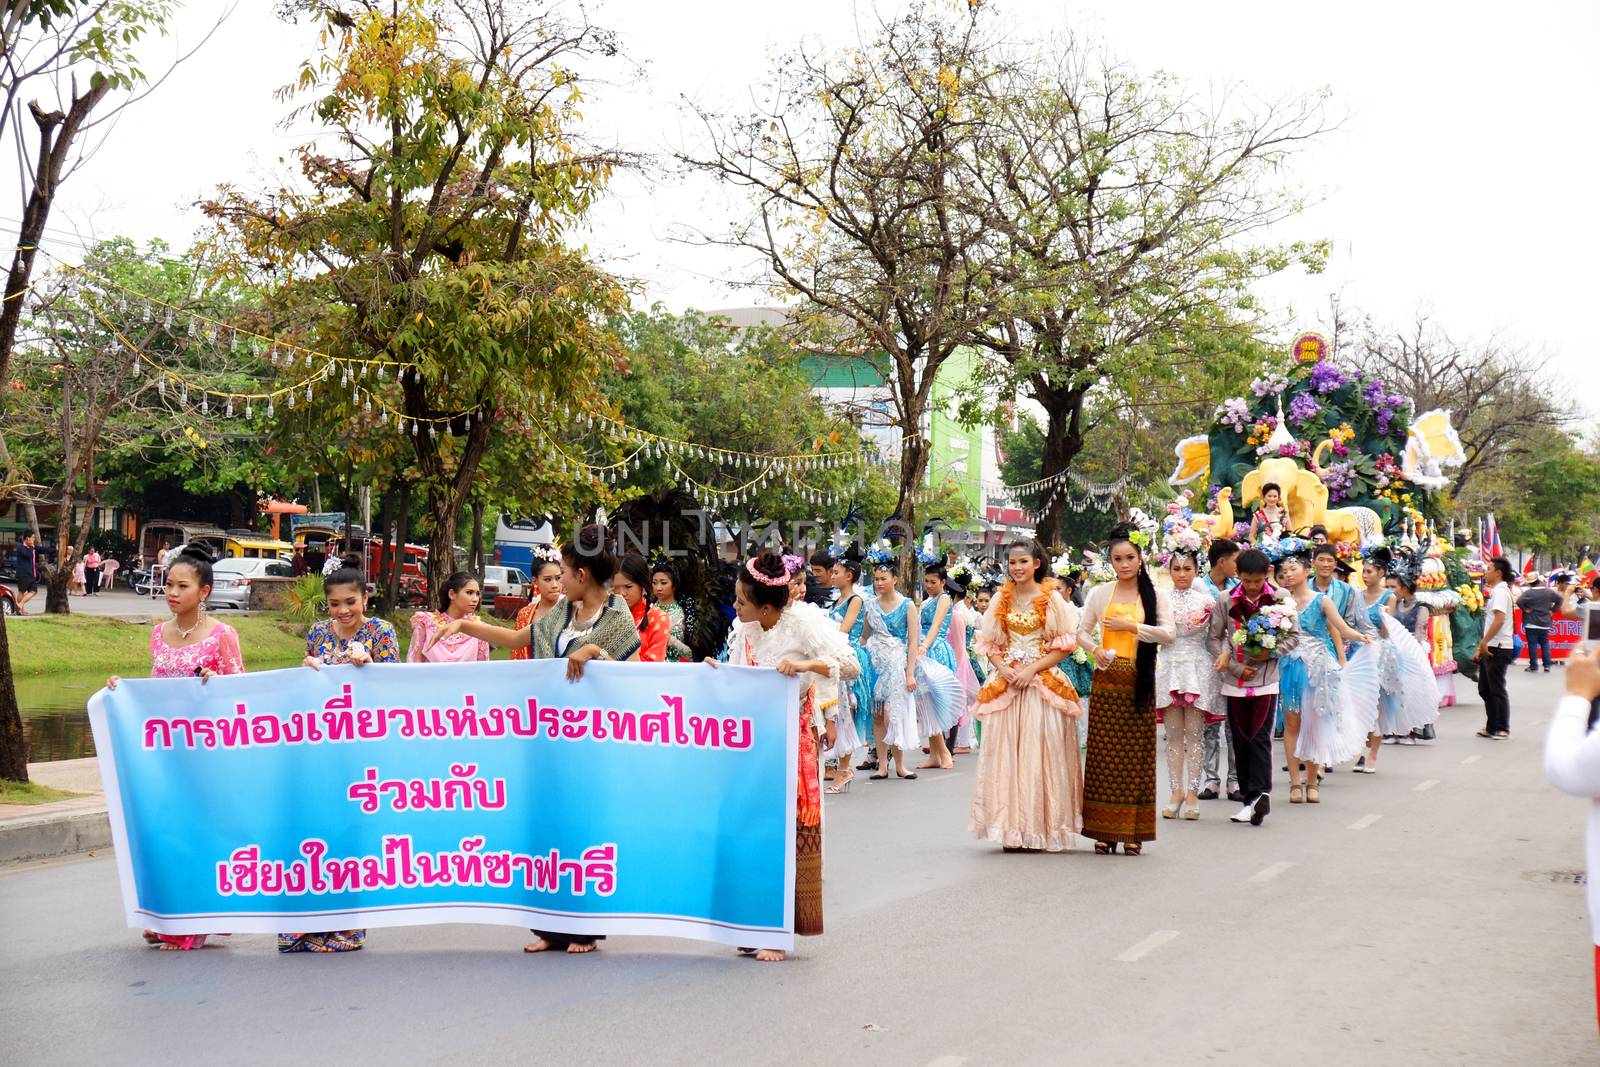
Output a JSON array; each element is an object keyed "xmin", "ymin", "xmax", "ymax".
[{"xmin": 89, "ymin": 660, "xmax": 799, "ymax": 948}]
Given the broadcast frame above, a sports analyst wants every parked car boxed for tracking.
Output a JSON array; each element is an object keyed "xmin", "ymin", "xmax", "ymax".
[
  {"xmin": 480, "ymin": 565, "xmax": 527, "ymax": 606},
  {"xmin": 207, "ymin": 556, "xmax": 295, "ymax": 610},
  {"xmin": 0, "ymin": 582, "xmax": 17, "ymax": 615}
]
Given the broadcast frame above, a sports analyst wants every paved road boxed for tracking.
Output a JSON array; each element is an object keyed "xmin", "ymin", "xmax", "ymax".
[{"xmin": 1, "ymin": 668, "xmax": 1592, "ymax": 1065}]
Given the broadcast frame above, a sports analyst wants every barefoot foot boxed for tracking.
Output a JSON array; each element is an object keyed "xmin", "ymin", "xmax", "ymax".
[{"xmin": 754, "ymin": 949, "xmax": 786, "ymax": 962}]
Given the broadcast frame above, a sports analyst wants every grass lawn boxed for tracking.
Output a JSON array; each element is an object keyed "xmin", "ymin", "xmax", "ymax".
[
  {"xmin": 0, "ymin": 779, "xmax": 83, "ymax": 804},
  {"xmin": 6, "ymin": 610, "xmax": 524, "ymax": 679},
  {"xmin": 7, "ymin": 613, "xmax": 311, "ymax": 678}
]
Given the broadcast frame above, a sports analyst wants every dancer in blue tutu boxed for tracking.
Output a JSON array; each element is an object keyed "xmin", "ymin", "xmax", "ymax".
[
  {"xmin": 1275, "ymin": 548, "xmax": 1376, "ymax": 803},
  {"xmin": 861, "ymin": 556, "xmax": 962, "ymax": 780},
  {"xmin": 826, "ymin": 555, "xmax": 877, "ymax": 792},
  {"xmin": 918, "ymin": 563, "xmax": 964, "ymax": 769}
]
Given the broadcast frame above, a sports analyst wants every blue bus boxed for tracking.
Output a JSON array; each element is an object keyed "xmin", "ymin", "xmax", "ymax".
[{"xmin": 493, "ymin": 515, "xmax": 555, "ymax": 572}]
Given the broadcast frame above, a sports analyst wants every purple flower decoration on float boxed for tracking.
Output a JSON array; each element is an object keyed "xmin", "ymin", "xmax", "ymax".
[
  {"xmin": 1250, "ymin": 373, "xmax": 1288, "ymax": 399},
  {"xmin": 1217, "ymin": 397, "xmax": 1252, "ymax": 432},
  {"xmin": 1308, "ymin": 360, "xmax": 1347, "ymax": 395},
  {"xmin": 1288, "ymin": 391, "xmax": 1321, "ymax": 425}
]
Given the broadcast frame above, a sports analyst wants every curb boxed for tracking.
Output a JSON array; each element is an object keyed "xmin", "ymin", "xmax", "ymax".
[{"xmin": 0, "ymin": 808, "xmax": 111, "ymax": 866}]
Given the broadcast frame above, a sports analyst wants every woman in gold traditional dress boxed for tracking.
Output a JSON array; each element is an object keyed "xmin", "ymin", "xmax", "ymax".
[{"xmin": 969, "ymin": 541, "xmax": 1086, "ymax": 852}]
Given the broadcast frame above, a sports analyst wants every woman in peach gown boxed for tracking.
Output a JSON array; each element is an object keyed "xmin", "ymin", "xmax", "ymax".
[{"xmin": 969, "ymin": 541, "xmax": 1086, "ymax": 852}]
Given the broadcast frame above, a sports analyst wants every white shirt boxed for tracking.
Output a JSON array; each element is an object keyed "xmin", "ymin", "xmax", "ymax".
[
  {"xmin": 1486, "ymin": 583, "xmax": 1514, "ymax": 648},
  {"xmin": 1544, "ymin": 694, "xmax": 1600, "ymax": 943}
]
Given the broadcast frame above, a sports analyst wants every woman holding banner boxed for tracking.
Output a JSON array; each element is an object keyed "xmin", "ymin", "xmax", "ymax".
[
  {"xmin": 108, "ymin": 546, "xmax": 245, "ymax": 951},
  {"xmin": 428, "ymin": 525, "xmax": 641, "ymax": 955},
  {"xmin": 717, "ymin": 549, "xmax": 860, "ymax": 961},
  {"xmin": 282, "ymin": 565, "xmax": 402, "ymax": 953}
]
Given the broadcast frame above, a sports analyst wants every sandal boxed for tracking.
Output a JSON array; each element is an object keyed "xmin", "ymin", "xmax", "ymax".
[
  {"xmin": 825, "ymin": 773, "xmax": 853, "ymax": 794},
  {"xmin": 1183, "ymin": 805, "xmax": 1200, "ymax": 820},
  {"xmin": 1162, "ymin": 800, "xmax": 1182, "ymax": 820},
  {"xmin": 1289, "ymin": 784, "xmax": 1305, "ymax": 804},
  {"xmin": 1305, "ymin": 785, "xmax": 1320, "ymax": 804},
  {"xmin": 1094, "ymin": 840, "xmax": 1117, "ymax": 855},
  {"xmin": 1124, "ymin": 842, "xmax": 1142, "ymax": 856}
]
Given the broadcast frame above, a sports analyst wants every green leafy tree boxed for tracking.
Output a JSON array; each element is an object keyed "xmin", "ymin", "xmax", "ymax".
[
  {"xmin": 204, "ymin": 0, "xmax": 625, "ymax": 591},
  {"xmin": 1491, "ymin": 434, "xmax": 1600, "ymax": 562},
  {"xmin": 5, "ymin": 237, "xmax": 268, "ymax": 613}
]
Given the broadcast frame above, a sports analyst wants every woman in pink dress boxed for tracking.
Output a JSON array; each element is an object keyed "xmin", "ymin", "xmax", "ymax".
[
  {"xmin": 408, "ymin": 571, "xmax": 491, "ymax": 663},
  {"xmin": 107, "ymin": 547, "xmax": 243, "ymax": 950}
]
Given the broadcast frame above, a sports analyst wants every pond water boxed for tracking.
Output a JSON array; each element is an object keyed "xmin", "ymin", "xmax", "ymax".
[{"xmin": 19, "ymin": 660, "xmax": 302, "ymax": 763}]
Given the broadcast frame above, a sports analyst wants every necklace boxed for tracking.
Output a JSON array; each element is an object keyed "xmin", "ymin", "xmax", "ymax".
[{"xmin": 173, "ymin": 613, "xmax": 203, "ymax": 640}]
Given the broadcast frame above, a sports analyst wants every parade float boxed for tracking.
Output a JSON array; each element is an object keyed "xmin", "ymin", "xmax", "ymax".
[{"xmin": 1166, "ymin": 332, "xmax": 1479, "ymax": 707}]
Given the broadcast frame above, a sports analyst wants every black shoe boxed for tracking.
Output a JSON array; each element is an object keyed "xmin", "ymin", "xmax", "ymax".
[
  {"xmin": 856, "ymin": 757, "xmax": 879, "ymax": 771},
  {"xmin": 1250, "ymin": 794, "xmax": 1271, "ymax": 826},
  {"xmin": 1273, "ymin": 729, "xmax": 1284, "ymax": 740},
  {"xmin": 1525, "ymin": 667, "xmax": 1538, "ymax": 673},
  {"xmin": 1197, "ymin": 787, "xmax": 1219, "ymax": 800},
  {"xmin": 1227, "ymin": 789, "xmax": 1247, "ymax": 803}
]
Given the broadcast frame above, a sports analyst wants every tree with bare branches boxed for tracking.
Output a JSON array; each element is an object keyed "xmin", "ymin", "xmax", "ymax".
[
  {"xmin": 963, "ymin": 37, "xmax": 1333, "ymax": 544},
  {"xmin": 1343, "ymin": 310, "xmax": 1572, "ymax": 506},
  {"xmin": 681, "ymin": 1, "xmax": 1002, "ymax": 578}
]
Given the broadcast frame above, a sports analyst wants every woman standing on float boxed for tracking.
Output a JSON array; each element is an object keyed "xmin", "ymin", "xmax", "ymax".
[
  {"xmin": 428, "ymin": 526, "xmax": 641, "ymax": 955},
  {"xmin": 715, "ymin": 550, "xmax": 859, "ymax": 960},
  {"xmin": 1077, "ymin": 525, "xmax": 1174, "ymax": 855},
  {"xmin": 969, "ymin": 541, "xmax": 1085, "ymax": 852}
]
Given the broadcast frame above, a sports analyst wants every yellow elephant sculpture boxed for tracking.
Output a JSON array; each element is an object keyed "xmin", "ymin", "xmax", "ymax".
[{"xmin": 1240, "ymin": 452, "xmax": 1382, "ymax": 544}]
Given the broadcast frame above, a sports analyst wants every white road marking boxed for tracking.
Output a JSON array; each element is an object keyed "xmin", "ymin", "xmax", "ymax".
[
  {"xmin": 1461, "ymin": 755, "xmax": 1482, "ymax": 765},
  {"xmin": 1347, "ymin": 813, "xmax": 1383, "ymax": 831},
  {"xmin": 1248, "ymin": 861, "xmax": 1295, "ymax": 884},
  {"xmin": 1413, "ymin": 778, "xmax": 1440, "ymax": 792},
  {"xmin": 1114, "ymin": 929, "xmax": 1180, "ymax": 962}
]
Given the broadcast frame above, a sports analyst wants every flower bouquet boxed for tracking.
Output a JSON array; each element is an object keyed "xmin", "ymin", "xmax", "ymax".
[{"xmin": 1230, "ymin": 598, "xmax": 1298, "ymax": 659}]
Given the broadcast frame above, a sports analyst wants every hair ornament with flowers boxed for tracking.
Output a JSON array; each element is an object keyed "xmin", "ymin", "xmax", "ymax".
[
  {"xmin": 781, "ymin": 553, "xmax": 806, "ymax": 576},
  {"xmin": 864, "ymin": 539, "xmax": 896, "ymax": 566},
  {"xmin": 947, "ymin": 557, "xmax": 975, "ymax": 584},
  {"xmin": 530, "ymin": 542, "xmax": 561, "ymax": 565},
  {"xmin": 745, "ymin": 556, "xmax": 791, "ymax": 587}
]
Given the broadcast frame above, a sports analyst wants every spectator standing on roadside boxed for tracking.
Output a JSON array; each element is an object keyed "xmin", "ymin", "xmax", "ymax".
[
  {"xmin": 14, "ymin": 532, "xmax": 38, "ymax": 613},
  {"xmin": 1476, "ymin": 557, "xmax": 1516, "ymax": 740},
  {"xmin": 1519, "ymin": 576, "xmax": 1564, "ymax": 674}
]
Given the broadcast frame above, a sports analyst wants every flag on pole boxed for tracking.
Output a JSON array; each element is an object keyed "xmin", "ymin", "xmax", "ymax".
[
  {"xmin": 1522, "ymin": 557, "xmax": 1536, "ymax": 578},
  {"xmin": 1580, "ymin": 558, "xmax": 1596, "ymax": 581},
  {"xmin": 1484, "ymin": 513, "xmax": 1504, "ymax": 559}
]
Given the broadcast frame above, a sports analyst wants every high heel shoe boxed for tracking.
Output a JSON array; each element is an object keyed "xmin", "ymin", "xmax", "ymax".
[
  {"xmin": 1161, "ymin": 801, "xmax": 1181, "ymax": 819},
  {"xmin": 825, "ymin": 773, "xmax": 853, "ymax": 794},
  {"xmin": 1183, "ymin": 804, "xmax": 1200, "ymax": 820}
]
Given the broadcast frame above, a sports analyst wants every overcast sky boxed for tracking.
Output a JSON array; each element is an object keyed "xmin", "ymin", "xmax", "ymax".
[{"xmin": 21, "ymin": 1, "xmax": 1599, "ymax": 424}]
